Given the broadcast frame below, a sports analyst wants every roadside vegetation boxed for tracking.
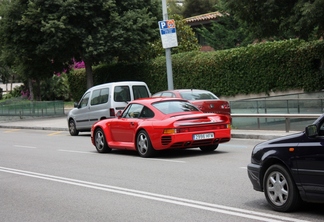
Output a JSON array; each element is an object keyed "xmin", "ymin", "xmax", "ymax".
[{"xmin": 0, "ymin": 0, "xmax": 323, "ymax": 103}]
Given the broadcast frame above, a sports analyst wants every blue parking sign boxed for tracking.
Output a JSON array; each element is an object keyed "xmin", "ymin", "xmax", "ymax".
[{"xmin": 158, "ymin": 19, "xmax": 178, "ymax": 49}]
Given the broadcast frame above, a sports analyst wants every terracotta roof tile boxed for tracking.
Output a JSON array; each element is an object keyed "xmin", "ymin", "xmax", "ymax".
[{"xmin": 184, "ymin": 11, "xmax": 224, "ymax": 23}]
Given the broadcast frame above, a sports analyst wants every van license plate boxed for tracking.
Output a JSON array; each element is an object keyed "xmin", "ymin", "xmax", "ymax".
[{"xmin": 193, "ymin": 133, "xmax": 214, "ymax": 140}]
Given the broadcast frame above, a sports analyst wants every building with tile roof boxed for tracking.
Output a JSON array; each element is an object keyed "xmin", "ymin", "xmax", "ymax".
[{"xmin": 184, "ymin": 11, "xmax": 225, "ymax": 51}]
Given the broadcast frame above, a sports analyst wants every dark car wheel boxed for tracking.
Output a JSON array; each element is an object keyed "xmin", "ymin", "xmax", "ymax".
[
  {"xmin": 68, "ymin": 119, "xmax": 79, "ymax": 136},
  {"xmin": 199, "ymin": 144, "xmax": 218, "ymax": 152},
  {"xmin": 94, "ymin": 128, "xmax": 111, "ymax": 153},
  {"xmin": 136, "ymin": 130, "xmax": 155, "ymax": 158},
  {"xmin": 263, "ymin": 164, "xmax": 301, "ymax": 212}
]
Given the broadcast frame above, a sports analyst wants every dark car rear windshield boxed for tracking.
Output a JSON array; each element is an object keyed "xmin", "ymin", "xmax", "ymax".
[
  {"xmin": 152, "ymin": 101, "xmax": 199, "ymax": 114},
  {"xmin": 180, "ymin": 91, "xmax": 219, "ymax": 100}
]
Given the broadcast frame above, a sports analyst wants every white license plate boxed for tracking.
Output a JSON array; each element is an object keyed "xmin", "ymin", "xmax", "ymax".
[{"xmin": 193, "ymin": 133, "xmax": 214, "ymax": 140}]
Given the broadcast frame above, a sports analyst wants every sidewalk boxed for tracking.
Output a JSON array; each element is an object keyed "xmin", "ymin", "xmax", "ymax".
[{"xmin": 0, "ymin": 115, "xmax": 300, "ymax": 140}]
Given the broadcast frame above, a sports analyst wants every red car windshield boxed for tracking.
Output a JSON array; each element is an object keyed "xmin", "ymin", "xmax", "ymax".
[{"xmin": 152, "ymin": 101, "xmax": 199, "ymax": 114}]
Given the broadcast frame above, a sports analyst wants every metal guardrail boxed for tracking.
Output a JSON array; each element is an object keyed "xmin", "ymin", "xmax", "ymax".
[
  {"xmin": 0, "ymin": 100, "xmax": 65, "ymax": 117},
  {"xmin": 231, "ymin": 113, "xmax": 322, "ymax": 132}
]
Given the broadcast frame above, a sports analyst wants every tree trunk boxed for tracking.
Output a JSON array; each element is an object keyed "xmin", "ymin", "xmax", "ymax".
[
  {"xmin": 84, "ymin": 60, "xmax": 93, "ymax": 89},
  {"xmin": 28, "ymin": 79, "xmax": 34, "ymax": 101}
]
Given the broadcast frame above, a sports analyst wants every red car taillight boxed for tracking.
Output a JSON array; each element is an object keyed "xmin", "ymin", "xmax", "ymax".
[{"xmin": 163, "ymin": 128, "xmax": 189, "ymax": 134}]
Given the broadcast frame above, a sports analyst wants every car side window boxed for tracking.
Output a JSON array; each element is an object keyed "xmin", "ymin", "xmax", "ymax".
[
  {"xmin": 318, "ymin": 121, "xmax": 324, "ymax": 136},
  {"xmin": 90, "ymin": 89, "xmax": 101, "ymax": 106},
  {"xmin": 122, "ymin": 104, "xmax": 144, "ymax": 118},
  {"xmin": 100, "ymin": 88, "xmax": 109, "ymax": 103},
  {"xmin": 79, "ymin": 92, "xmax": 90, "ymax": 108},
  {"xmin": 139, "ymin": 106, "xmax": 154, "ymax": 118},
  {"xmin": 114, "ymin": 86, "xmax": 131, "ymax": 102},
  {"xmin": 91, "ymin": 88, "xmax": 109, "ymax": 106}
]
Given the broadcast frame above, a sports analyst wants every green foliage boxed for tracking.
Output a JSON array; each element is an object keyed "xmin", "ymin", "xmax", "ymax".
[
  {"xmin": 40, "ymin": 73, "xmax": 71, "ymax": 101},
  {"xmin": 165, "ymin": 39, "xmax": 323, "ymax": 96},
  {"xmin": 167, "ymin": 0, "xmax": 184, "ymax": 15},
  {"xmin": 67, "ymin": 39, "xmax": 324, "ymax": 99},
  {"xmin": 0, "ymin": 0, "xmax": 161, "ymax": 93},
  {"xmin": 92, "ymin": 62, "xmax": 148, "ymax": 85},
  {"xmin": 67, "ymin": 69, "xmax": 87, "ymax": 102},
  {"xmin": 197, "ymin": 15, "xmax": 253, "ymax": 50},
  {"xmin": 225, "ymin": 0, "xmax": 324, "ymax": 41},
  {"xmin": 182, "ymin": 0, "xmax": 218, "ymax": 18},
  {"xmin": 2, "ymin": 85, "xmax": 26, "ymax": 100}
]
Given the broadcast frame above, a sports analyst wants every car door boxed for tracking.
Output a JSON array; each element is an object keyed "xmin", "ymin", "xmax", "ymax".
[
  {"xmin": 109, "ymin": 104, "xmax": 144, "ymax": 143},
  {"xmin": 88, "ymin": 88, "xmax": 109, "ymax": 126},
  {"xmin": 73, "ymin": 92, "xmax": 91, "ymax": 129},
  {"xmin": 296, "ymin": 123, "xmax": 324, "ymax": 196}
]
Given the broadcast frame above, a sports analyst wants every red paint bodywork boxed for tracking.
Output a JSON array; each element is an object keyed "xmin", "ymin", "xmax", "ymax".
[
  {"xmin": 152, "ymin": 89, "xmax": 231, "ymax": 116},
  {"xmin": 91, "ymin": 97, "xmax": 231, "ymax": 151}
]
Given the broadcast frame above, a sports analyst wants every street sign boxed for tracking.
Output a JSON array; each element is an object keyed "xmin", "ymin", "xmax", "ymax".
[{"xmin": 158, "ymin": 19, "xmax": 178, "ymax": 49}]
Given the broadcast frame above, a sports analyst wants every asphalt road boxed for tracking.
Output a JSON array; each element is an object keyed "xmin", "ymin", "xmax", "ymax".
[{"xmin": 1, "ymin": 129, "xmax": 324, "ymax": 222}]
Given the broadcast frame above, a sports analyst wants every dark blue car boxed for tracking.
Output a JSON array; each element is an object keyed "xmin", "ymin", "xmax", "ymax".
[{"xmin": 247, "ymin": 114, "xmax": 324, "ymax": 212}]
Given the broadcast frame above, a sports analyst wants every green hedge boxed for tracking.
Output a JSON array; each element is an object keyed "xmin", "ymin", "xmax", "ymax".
[{"xmin": 67, "ymin": 39, "xmax": 324, "ymax": 101}]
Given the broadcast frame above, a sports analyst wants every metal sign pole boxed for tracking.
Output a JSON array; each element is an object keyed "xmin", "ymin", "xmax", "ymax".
[{"xmin": 161, "ymin": 0, "xmax": 174, "ymax": 90}]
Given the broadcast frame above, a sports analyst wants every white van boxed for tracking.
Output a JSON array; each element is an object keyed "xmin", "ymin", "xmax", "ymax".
[{"xmin": 67, "ymin": 81, "xmax": 151, "ymax": 136}]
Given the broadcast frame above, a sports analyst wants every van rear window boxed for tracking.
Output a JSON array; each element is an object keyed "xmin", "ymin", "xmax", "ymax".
[{"xmin": 133, "ymin": 85, "xmax": 149, "ymax": 99}]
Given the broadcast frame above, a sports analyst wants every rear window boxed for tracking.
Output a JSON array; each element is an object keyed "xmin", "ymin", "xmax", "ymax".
[
  {"xmin": 133, "ymin": 85, "xmax": 150, "ymax": 99},
  {"xmin": 180, "ymin": 91, "xmax": 219, "ymax": 100},
  {"xmin": 152, "ymin": 101, "xmax": 199, "ymax": 114}
]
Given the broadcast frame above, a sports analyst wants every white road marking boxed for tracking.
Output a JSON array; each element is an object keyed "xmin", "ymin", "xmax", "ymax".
[
  {"xmin": 58, "ymin": 149, "xmax": 95, "ymax": 154},
  {"xmin": 148, "ymin": 158, "xmax": 186, "ymax": 163},
  {"xmin": 13, "ymin": 145, "xmax": 37, "ymax": 149},
  {"xmin": 0, "ymin": 166, "xmax": 310, "ymax": 222}
]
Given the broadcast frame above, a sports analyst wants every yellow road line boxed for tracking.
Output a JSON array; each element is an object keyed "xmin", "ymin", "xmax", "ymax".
[
  {"xmin": 4, "ymin": 129, "xmax": 21, "ymax": 133},
  {"xmin": 48, "ymin": 131, "xmax": 62, "ymax": 136}
]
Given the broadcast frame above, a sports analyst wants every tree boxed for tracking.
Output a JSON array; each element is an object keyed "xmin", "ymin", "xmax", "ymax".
[
  {"xmin": 167, "ymin": 0, "xmax": 183, "ymax": 15},
  {"xmin": 182, "ymin": 0, "xmax": 218, "ymax": 18},
  {"xmin": 225, "ymin": 0, "xmax": 324, "ymax": 40},
  {"xmin": 196, "ymin": 1, "xmax": 253, "ymax": 50},
  {"xmin": 0, "ymin": 0, "xmax": 161, "ymax": 96}
]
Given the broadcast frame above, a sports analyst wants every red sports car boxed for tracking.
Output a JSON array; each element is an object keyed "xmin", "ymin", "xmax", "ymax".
[
  {"xmin": 91, "ymin": 97, "xmax": 231, "ymax": 157},
  {"xmin": 152, "ymin": 89, "xmax": 231, "ymax": 116}
]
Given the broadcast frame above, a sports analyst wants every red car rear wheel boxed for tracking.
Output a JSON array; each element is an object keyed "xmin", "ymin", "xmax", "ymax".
[{"xmin": 136, "ymin": 130, "xmax": 155, "ymax": 158}]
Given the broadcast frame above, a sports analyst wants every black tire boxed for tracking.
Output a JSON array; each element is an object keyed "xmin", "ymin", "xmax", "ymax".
[
  {"xmin": 94, "ymin": 128, "xmax": 111, "ymax": 153},
  {"xmin": 136, "ymin": 130, "xmax": 155, "ymax": 157},
  {"xmin": 199, "ymin": 144, "xmax": 218, "ymax": 152},
  {"xmin": 68, "ymin": 119, "xmax": 79, "ymax": 136},
  {"xmin": 263, "ymin": 164, "xmax": 301, "ymax": 212}
]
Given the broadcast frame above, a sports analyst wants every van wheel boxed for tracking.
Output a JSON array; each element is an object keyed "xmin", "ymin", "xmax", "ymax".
[
  {"xmin": 68, "ymin": 119, "xmax": 79, "ymax": 136},
  {"xmin": 94, "ymin": 128, "xmax": 111, "ymax": 153},
  {"xmin": 136, "ymin": 130, "xmax": 155, "ymax": 157}
]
